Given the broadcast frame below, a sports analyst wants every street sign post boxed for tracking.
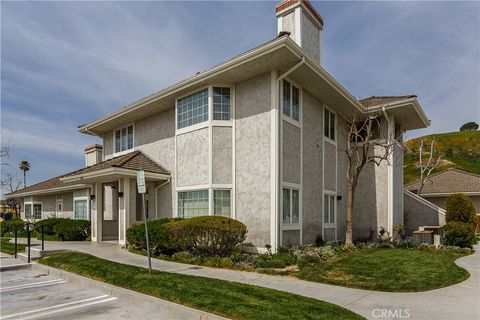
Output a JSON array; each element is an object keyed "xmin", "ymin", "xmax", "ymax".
[{"xmin": 136, "ymin": 170, "xmax": 152, "ymax": 274}]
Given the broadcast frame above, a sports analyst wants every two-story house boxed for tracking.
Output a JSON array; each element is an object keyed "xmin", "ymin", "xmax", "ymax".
[{"xmin": 7, "ymin": 0, "xmax": 430, "ymax": 250}]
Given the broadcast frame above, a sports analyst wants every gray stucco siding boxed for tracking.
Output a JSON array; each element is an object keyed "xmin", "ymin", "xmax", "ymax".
[
  {"xmin": 234, "ymin": 72, "xmax": 271, "ymax": 246},
  {"xmin": 404, "ymin": 192, "xmax": 444, "ymax": 235},
  {"xmin": 323, "ymin": 142, "xmax": 336, "ymax": 191},
  {"xmin": 176, "ymin": 128, "xmax": 209, "ymax": 187},
  {"xmin": 212, "ymin": 126, "xmax": 233, "ymax": 184},
  {"xmin": 282, "ymin": 121, "xmax": 301, "ymax": 184},
  {"xmin": 103, "ymin": 132, "xmax": 113, "ymax": 159},
  {"xmin": 301, "ymin": 11, "xmax": 320, "ymax": 63},
  {"xmin": 301, "ymin": 90, "xmax": 323, "ymax": 244}
]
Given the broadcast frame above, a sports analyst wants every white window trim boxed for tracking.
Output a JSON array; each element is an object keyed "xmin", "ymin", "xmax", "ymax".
[
  {"xmin": 113, "ymin": 123, "xmax": 135, "ymax": 156},
  {"xmin": 176, "ymin": 187, "xmax": 233, "ymax": 218},
  {"xmin": 213, "ymin": 188, "xmax": 232, "ymax": 217},
  {"xmin": 281, "ymin": 78, "xmax": 301, "ymax": 125},
  {"xmin": 73, "ymin": 196, "xmax": 90, "ymax": 220},
  {"xmin": 56, "ymin": 198, "xmax": 63, "ymax": 218},
  {"xmin": 24, "ymin": 201, "xmax": 42, "ymax": 221},
  {"xmin": 323, "ymin": 105, "xmax": 337, "ymax": 145},
  {"xmin": 322, "ymin": 191, "xmax": 337, "ymax": 239},
  {"xmin": 281, "ymin": 185, "xmax": 301, "ymax": 227}
]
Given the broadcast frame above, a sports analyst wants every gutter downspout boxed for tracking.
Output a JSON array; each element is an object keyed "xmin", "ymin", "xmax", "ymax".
[
  {"xmin": 382, "ymin": 107, "xmax": 394, "ymax": 236},
  {"xmin": 154, "ymin": 178, "xmax": 171, "ymax": 220},
  {"xmin": 270, "ymin": 57, "xmax": 305, "ymax": 252}
]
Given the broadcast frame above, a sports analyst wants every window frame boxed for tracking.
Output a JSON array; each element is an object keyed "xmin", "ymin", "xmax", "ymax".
[
  {"xmin": 322, "ymin": 192, "xmax": 337, "ymax": 241},
  {"xmin": 177, "ymin": 190, "xmax": 210, "ymax": 218},
  {"xmin": 324, "ymin": 106, "xmax": 336, "ymax": 143},
  {"xmin": 282, "ymin": 187, "xmax": 300, "ymax": 225},
  {"xmin": 24, "ymin": 201, "xmax": 42, "ymax": 220},
  {"xmin": 281, "ymin": 79, "xmax": 301, "ymax": 123},
  {"xmin": 113, "ymin": 123, "xmax": 135, "ymax": 156},
  {"xmin": 213, "ymin": 189, "xmax": 231, "ymax": 217},
  {"xmin": 74, "ymin": 196, "xmax": 90, "ymax": 220}
]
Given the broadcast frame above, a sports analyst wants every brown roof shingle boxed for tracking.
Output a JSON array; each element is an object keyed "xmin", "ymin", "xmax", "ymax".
[
  {"xmin": 6, "ymin": 151, "xmax": 169, "ymax": 197},
  {"xmin": 359, "ymin": 95, "xmax": 417, "ymax": 108},
  {"xmin": 405, "ymin": 168, "xmax": 480, "ymax": 194}
]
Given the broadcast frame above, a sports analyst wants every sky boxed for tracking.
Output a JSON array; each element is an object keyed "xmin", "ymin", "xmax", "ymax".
[{"xmin": 1, "ymin": 1, "xmax": 479, "ymax": 189}]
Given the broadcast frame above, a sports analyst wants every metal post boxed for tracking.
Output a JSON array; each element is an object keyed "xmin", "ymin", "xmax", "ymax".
[
  {"xmin": 142, "ymin": 192, "xmax": 152, "ymax": 274},
  {"xmin": 41, "ymin": 225, "xmax": 44, "ymax": 251},
  {"xmin": 14, "ymin": 229, "xmax": 18, "ymax": 258},
  {"xmin": 27, "ymin": 224, "xmax": 31, "ymax": 263}
]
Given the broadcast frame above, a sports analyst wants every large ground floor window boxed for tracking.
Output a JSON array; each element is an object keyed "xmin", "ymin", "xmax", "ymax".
[
  {"xmin": 282, "ymin": 188, "xmax": 299, "ymax": 224},
  {"xmin": 177, "ymin": 189, "xmax": 232, "ymax": 218},
  {"xmin": 25, "ymin": 202, "xmax": 42, "ymax": 220},
  {"xmin": 74, "ymin": 199, "xmax": 89, "ymax": 220},
  {"xmin": 213, "ymin": 190, "xmax": 231, "ymax": 217}
]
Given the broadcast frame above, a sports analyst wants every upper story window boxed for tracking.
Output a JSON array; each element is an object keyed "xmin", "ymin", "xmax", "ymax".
[
  {"xmin": 282, "ymin": 79, "xmax": 300, "ymax": 121},
  {"xmin": 115, "ymin": 125, "xmax": 133, "ymax": 153},
  {"xmin": 177, "ymin": 89, "xmax": 208, "ymax": 129},
  {"xmin": 213, "ymin": 87, "xmax": 230, "ymax": 121},
  {"xmin": 324, "ymin": 108, "xmax": 335, "ymax": 141}
]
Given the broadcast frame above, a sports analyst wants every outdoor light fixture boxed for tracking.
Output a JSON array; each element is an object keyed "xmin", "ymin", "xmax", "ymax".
[
  {"xmin": 89, "ymin": 195, "xmax": 95, "ymax": 200},
  {"xmin": 118, "ymin": 192, "xmax": 124, "ymax": 198},
  {"xmin": 337, "ymin": 195, "xmax": 342, "ymax": 201}
]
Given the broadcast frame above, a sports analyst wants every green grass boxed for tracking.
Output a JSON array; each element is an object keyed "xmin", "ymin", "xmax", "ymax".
[
  {"xmin": 39, "ymin": 252, "xmax": 364, "ymax": 320},
  {"xmin": 0, "ymin": 237, "xmax": 27, "ymax": 255},
  {"xmin": 297, "ymin": 248, "xmax": 470, "ymax": 292},
  {"xmin": 404, "ymin": 131, "xmax": 480, "ymax": 184}
]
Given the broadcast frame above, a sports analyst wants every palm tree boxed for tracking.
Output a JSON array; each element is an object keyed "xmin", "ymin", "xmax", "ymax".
[{"xmin": 19, "ymin": 161, "xmax": 30, "ymax": 188}]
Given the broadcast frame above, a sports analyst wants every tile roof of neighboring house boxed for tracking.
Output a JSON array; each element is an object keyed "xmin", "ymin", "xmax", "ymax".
[
  {"xmin": 359, "ymin": 95, "xmax": 417, "ymax": 108},
  {"xmin": 6, "ymin": 151, "xmax": 169, "ymax": 197},
  {"xmin": 405, "ymin": 168, "xmax": 480, "ymax": 195}
]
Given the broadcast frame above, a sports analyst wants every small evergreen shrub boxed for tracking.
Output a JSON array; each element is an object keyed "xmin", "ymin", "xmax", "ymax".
[
  {"xmin": 36, "ymin": 218, "xmax": 71, "ymax": 235},
  {"xmin": 315, "ymin": 235, "xmax": 326, "ymax": 247},
  {"xmin": 52, "ymin": 219, "xmax": 90, "ymax": 241},
  {"xmin": 445, "ymin": 194, "xmax": 476, "ymax": 226},
  {"xmin": 126, "ymin": 218, "xmax": 183, "ymax": 255},
  {"xmin": 0, "ymin": 219, "xmax": 25, "ymax": 237},
  {"xmin": 443, "ymin": 221, "xmax": 476, "ymax": 248},
  {"xmin": 255, "ymin": 252, "xmax": 296, "ymax": 268}
]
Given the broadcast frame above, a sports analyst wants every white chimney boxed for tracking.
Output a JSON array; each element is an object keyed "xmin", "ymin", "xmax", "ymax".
[
  {"xmin": 84, "ymin": 144, "xmax": 103, "ymax": 167},
  {"xmin": 276, "ymin": 0, "xmax": 324, "ymax": 64}
]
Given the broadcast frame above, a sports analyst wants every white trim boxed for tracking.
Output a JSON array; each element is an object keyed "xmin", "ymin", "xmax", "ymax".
[
  {"xmin": 9, "ymin": 184, "xmax": 87, "ymax": 198},
  {"xmin": 60, "ymin": 168, "xmax": 169, "ymax": 183},
  {"xmin": 231, "ymin": 83, "xmax": 236, "ymax": 220},
  {"xmin": 176, "ymin": 122, "xmax": 209, "ymax": 136},
  {"xmin": 112, "ymin": 123, "xmax": 135, "ymax": 157},
  {"xmin": 281, "ymin": 186, "xmax": 301, "ymax": 227},
  {"xmin": 404, "ymin": 190, "xmax": 446, "ymax": 216},
  {"xmin": 294, "ymin": 7, "xmax": 302, "ymax": 47},
  {"xmin": 322, "ymin": 193, "xmax": 337, "ymax": 231},
  {"xmin": 419, "ymin": 192, "xmax": 480, "ymax": 197},
  {"xmin": 73, "ymin": 196, "xmax": 90, "ymax": 220},
  {"xmin": 323, "ymin": 104, "xmax": 337, "ymax": 144},
  {"xmin": 24, "ymin": 201, "xmax": 42, "ymax": 221},
  {"xmin": 55, "ymin": 197, "xmax": 63, "ymax": 218},
  {"xmin": 277, "ymin": 11, "xmax": 283, "ymax": 34},
  {"xmin": 270, "ymin": 70, "xmax": 279, "ymax": 251}
]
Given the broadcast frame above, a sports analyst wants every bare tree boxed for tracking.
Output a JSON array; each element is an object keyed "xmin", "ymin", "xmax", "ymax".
[
  {"xmin": 340, "ymin": 112, "xmax": 398, "ymax": 245},
  {"xmin": 416, "ymin": 138, "xmax": 443, "ymax": 195},
  {"xmin": 1, "ymin": 172, "xmax": 23, "ymax": 216}
]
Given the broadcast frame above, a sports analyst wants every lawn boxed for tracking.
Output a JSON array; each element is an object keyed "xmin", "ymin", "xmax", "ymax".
[
  {"xmin": 39, "ymin": 252, "xmax": 364, "ymax": 320},
  {"xmin": 0, "ymin": 237, "xmax": 27, "ymax": 255},
  {"xmin": 297, "ymin": 248, "xmax": 470, "ymax": 292}
]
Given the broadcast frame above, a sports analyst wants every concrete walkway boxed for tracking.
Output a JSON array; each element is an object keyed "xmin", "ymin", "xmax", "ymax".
[{"xmin": 14, "ymin": 239, "xmax": 480, "ymax": 320}]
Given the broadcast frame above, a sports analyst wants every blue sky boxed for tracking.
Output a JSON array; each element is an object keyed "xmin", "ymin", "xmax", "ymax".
[{"xmin": 1, "ymin": 1, "xmax": 479, "ymax": 188}]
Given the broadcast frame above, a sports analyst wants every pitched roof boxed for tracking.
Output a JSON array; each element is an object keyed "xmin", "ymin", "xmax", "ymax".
[
  {"xmin": 405, "ymin": 168, "xmax": 480, "ymax": 194},
  {"xmin": 359, "ymin": 95, "xmax": 417, "ymax": 108},
  {"xmin": 6, "ymin": 151, "xmax": 169, "ymax": 197}
]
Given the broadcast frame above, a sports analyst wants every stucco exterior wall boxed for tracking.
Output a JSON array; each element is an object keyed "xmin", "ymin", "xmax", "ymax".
[
  {"xmin": 62, "ymin": 192, "xmax": 74, "ymax": 219},
  {"xmin": 335, "ymin": 117, "xmax": 349, "ymax": 241},
  {"xmin": 301, "ymin": 91, "xmax": 323, "ymax": 244},
  {"xmin": 235, "ymin": 72, "xmax": 271, "ymax": 246},
  {"xmin": 282, "ymin": 13, "xmax": 296, "ymax": 41},
  {"xmin": 103, "ymin": 132, "xmax": 113, "ymax": 160},
  {"xmin": 212, "ymin": 126, "xmax": 232, "ymax": 184},
  {"xmin": 42, "ymin": 195, "xmax": 56, "ymax": 219},
  {"xmin": 424, "ymin": 195, "xmax": 480, "ymax": 213},
  {"xmin": 176, "ymin": 128, "xmax": 209, "ymax": 187},
  {"xmin": 392, "ymin": 144, "xmax": 404, "ymax": 226},
  {"xmin": 323, "ymin": 142, "xmax": 336, "ymax": 191},
  {"xmin": 135, "ymin": 109, "xmax": 176, "ymax": 217},
  {"xmin": 301, "ymin": 11, "xmax": 320, "ymax": 63},
  {"xmin": 404, "ymin": 191, "xmax": 445, "ymax": 235},
  {"xmin": 282, "ymin": 121, "xmax": 301, "ymax": 184}
]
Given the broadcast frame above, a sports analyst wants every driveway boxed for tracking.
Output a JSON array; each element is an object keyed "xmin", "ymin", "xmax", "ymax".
[{"xmin": 12, "ymin": 239, "xmax": 480, "ymax": 320}]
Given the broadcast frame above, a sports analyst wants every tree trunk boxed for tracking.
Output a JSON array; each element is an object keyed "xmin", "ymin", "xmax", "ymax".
[
  {"xmin": 345, "ymin": 182, "xmax": 355, "ymax": 244},
  {"xmin": 23, "ymin": 171, "xmax": 26, "ymax": 188}
]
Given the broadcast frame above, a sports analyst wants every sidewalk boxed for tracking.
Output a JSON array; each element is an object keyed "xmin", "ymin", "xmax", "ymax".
[{"xmin": 14, "ymin": 239, "xmax": 480, "ymax": 320}]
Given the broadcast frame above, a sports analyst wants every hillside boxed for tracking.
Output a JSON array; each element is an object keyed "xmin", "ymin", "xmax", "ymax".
[{"xmin": 403, "ymin": 131, "xmax": 480, "ymax": 184}]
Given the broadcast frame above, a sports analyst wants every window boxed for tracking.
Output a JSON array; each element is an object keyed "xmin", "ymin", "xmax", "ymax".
[
  {"xmin": 33, "ymin": 203, "xmax": 42, "ymax": 219},
  {"xmin": 177, "ymin": 89, "xmax": 209, "ymax": 129},
  {"xmin": 57, "ymin": 202, "xmax": 62, "ymax": 211},
  {"xmin": 323, "ymin": 194, "xmax": 335, "ymax": 224},
  {"xmin": 115, "ymin": 125, "xmax": 133, "ymax": 153},
  {"xmin": 213, "ymin": 87, "xmax": 230, "ymax": 120},
  {"xmin": 282, "ymin": 80, "xmax": 300, "ymax": 121},
  {"xmin": 324, "ymin": 108, "xmax": 335, "ymax": 141},
  {"xmin": 178, "ymin": 190, "xmax": 209, "ymax": 218},
  {"xmin": 283, "ymin": 188, "xmax": 299, "ymax": 224},
  {"xmin": 25, "ymin": 203, "xmax": 32, "ymax": 219},
  {"xmin": 74, "ymin": 199, "xmax": 88, "ymax": 220},
  {"xmin": 213, "ymin": 190, "xmax": 231, "ymax": 217}
]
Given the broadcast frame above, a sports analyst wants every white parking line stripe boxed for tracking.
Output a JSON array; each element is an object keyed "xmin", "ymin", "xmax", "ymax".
[
  {"xmin": 20, "ymin": 297, "xmax": 118, "ymax": 320},
  {"xmin": 1, "ymin": 279, "xmax": 65, "ymax": 292},
  {"xmin": 1, "ymin": 280, "xmax": 67, "ymax": 293},
  {"xmin": 1, "ymin": 295, "xmax": 111, "ymax": 319}
]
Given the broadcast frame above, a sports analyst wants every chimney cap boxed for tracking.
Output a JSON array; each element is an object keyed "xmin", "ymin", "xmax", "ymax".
[
  {"xmin": 276, "ymin": 0, "xmax": 324, "ymax": 29},
  {"xmin": 84, "ymin": 144, "xmax": 103, "ymax": 153},
  {"xmin": 278, "ymin": 31, "xmax": 291, "ymax": 38}
]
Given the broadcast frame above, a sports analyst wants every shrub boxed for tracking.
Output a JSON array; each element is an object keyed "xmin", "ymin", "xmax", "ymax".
[
  {"xmin": 445, "ymin": 194, "xmax": 476, "ymax": 226},
  {"xmin": 443, "ymin": 222, "xmax": 476, "ymax": 248},
  {"xmin": 126, "ymin": 218, "xmax": 183, "ymax": 255},
  {"xmin": 52, "ymin": 219, "xmax": 90, "ymax": 241},
  {"xmin": 315, "ymin": 235, "xmax": 326, "ymax": 247},
  {"xmin": 255, "ymin": 252, "xmax": 296, "ymax": 268},
  {"xmin": 0, "ymin": 219, "xmax": 25, "ymax": 237},
  {"xmin": 36, "ymin": 218, "xmax": 71, "ymax": 235},
  {"xmin": 169, "ymin": 216, "xmax": 247, "ymax": 257}
]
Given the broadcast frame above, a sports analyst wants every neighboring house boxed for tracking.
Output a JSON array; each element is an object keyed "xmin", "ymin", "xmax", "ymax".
[
  {"xmin": 405, "ymin": 168, "xmax": 480, "ymax": 212},
  {"xmin": 6, "ymin": 0, "xmax": 430, "ymax": 249}
]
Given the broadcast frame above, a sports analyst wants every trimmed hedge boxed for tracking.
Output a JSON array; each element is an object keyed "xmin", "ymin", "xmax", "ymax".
[
  {"xmin": 446, "ymin": 194, "xmax": 476, "ymax": 226},
  {"xmin": 1, "ymin": 218, "xmax": 90, "ymax": 241},
  {"xmin": 126, "ymin": 216, "xmax": 247, "ymax": 257},
  {"xmin": 53, "ymin": 219, "xmax": 90, "ymax": 241},
  {"xmin": 443, "ymin": 221, "xmax": 476, "ymax": 248}
]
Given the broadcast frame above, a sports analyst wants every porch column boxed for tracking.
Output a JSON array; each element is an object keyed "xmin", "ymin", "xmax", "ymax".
[
  {"xmin": 91, "ymin": 182, "xmax": 103, "ymax": 242},
  {"xmin": 118, "ymin": 178, "xmax": 130, "ymax": 246}
]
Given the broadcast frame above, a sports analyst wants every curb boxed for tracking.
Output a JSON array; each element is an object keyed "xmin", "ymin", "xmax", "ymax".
[
  {"xmin": 0, "ymin": 263, "xmax": 32, "ymax": 272},
  {"xmin": 31, "ymin": 262, "xmax": 228, "ymax": 320}
]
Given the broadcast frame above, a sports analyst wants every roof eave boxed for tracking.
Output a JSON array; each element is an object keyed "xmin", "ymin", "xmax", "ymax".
[
  {"xmin": 6, "ymin": 184, "xmax": 88, "ymax": 198},
  {"xmin": 366, "ymin": 97, "xmax": 430, "ymax": 129},
  {"xmin": 60, "ymin": 167, "xmax": 170, "ymax": 183}
]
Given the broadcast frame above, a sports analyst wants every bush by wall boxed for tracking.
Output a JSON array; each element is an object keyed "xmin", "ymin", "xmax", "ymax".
[
  {"xmin": 0, "ymin": 219, "xmax": 25, "ymax": 237},
  {"xmin": 443, "ymin": 221, "xmax": 476, "ymax": 248},
  {"xmin": 169, "ymin": 216, "xmax": 247, "ymax": 257},
  {"xmin": 52, "ymin": 219, "xmax": 91, "ymax": 241},
  {"xmin": 445, "ymin": 194, "xmax": 476, "ymax": 226},
  {"xmin": 126, "ymin": 218, "xmax": 184, "ymax": 255}
]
